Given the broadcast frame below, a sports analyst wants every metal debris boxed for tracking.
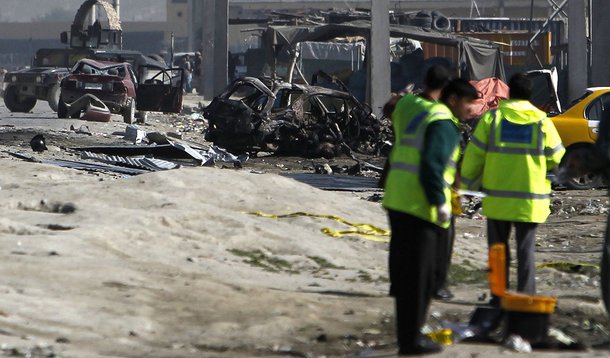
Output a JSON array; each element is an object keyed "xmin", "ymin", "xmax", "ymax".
[{"xmin": 81, "ymin": 151, "xmax": 180, "ymax": 171}]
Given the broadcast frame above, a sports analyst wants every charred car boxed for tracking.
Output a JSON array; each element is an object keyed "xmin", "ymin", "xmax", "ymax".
[
  {"xmin": 203, "ymin": 77, "xmax": 389, "ymax": 158},
  {"xmin": 59, "ymin": 58, "xmax": 183, "ymax": 123}
]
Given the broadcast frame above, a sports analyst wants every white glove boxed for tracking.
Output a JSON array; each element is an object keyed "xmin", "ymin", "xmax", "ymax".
[{"xmin": 436, "ymin": 204, "xmax": 451, "ymax": 224}]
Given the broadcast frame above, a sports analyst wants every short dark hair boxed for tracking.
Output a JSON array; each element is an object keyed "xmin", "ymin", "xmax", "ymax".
[
  {"xmin": 440, "ymin": 78, "xmax": 479, "ymax": 102},
  {"xmin": 424, "ymin": 65, "xmax": 451, "ymax": 90},
  {"xmin": 508, "ymin": 73, "xmax": 532, "ymax": 100}
]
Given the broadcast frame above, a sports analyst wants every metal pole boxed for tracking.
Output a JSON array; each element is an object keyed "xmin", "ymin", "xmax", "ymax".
[
  {"xmin": 369, "ymin": 0, "xmax": 391, "ymax": 118},
  {"xmin": 170, "ymin": 32, "xmax": 175, "ymax": 68}
]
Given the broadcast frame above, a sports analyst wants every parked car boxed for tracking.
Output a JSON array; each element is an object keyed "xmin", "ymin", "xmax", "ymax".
[
  {"xmin": 550, "ymin": 87, "xmax": 610, "ymax": 189},
  {"xmin": 59, "ymin": 58, "xmax": 183, "ymax": 123},
  {"xmin": 203, "ymin": 77, "xmax": 390, "ymax": 158}
]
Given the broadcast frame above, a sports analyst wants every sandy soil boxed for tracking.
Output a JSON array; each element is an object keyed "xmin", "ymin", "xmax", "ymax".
[{"xmin": 0, "ymin": 98, "xmax": 608, "ymax": 357}]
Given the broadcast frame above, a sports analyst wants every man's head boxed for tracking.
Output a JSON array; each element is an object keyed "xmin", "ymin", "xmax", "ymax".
[
  {"xmin": 423, "ymin": 65, "xmax": 451, "ymax": 101},
  {"xmin": 508, "ymin": 73, "xmax": 532, "ymax": 100},
  {"xmin": 440, "ymin": 78, "xmax": 479, "ymax": 121}
]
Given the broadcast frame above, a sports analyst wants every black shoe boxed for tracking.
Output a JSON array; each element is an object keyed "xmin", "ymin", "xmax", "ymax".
[
  {"xmin": 399, "ymin": 337, "xmax": 443, "ymax": 356},
  {"xmin": 432, "ymin": 288, "xmax": 454, "ymax": 301}
]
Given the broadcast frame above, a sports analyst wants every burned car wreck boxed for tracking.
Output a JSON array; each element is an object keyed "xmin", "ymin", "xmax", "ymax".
[{"xmin": 203, "ymin": 77, "xmax": 390, "ymax": 158}]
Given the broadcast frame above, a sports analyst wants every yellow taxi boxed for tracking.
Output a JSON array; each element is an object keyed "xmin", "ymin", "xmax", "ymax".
[{"xmin": 550, "ymin": 87, "xmax": 610, "ymax": 189}]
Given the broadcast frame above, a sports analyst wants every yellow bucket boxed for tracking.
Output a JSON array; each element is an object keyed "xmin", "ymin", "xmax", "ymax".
[{"xmin": 501, "ymin": 293, "xmax": 557, "ymax": 314}]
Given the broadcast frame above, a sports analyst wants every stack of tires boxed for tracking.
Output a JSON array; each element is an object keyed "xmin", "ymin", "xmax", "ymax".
[{"xmin": 407, "ymin": 11, "xmax": 451, "ymax": 32}]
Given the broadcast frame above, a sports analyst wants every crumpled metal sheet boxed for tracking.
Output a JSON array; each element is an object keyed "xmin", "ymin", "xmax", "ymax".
[
  {"xmin": 198, "ymin": 145, "xmax": 249, "ymax": 165},
  {"xmin": 81, "ymin": 151, "xmax": 180, "ymax": 171}
]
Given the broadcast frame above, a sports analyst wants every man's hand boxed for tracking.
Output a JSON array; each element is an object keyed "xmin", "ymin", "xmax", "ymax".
[{"xmin": 436, "ymin": 204, "xmax": 451, "ymax": 224}]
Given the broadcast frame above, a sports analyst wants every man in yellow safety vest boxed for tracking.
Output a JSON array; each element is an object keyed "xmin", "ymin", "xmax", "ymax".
[
  {"xmin": 460, "ymin": 73, "xmax": 565, "ymax": 305},
  {"xmin": 384, "ymin": 78, "xmax": 478, "ymax": 355}
]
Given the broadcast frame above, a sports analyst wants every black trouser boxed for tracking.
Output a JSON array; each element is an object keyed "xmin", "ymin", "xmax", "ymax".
[
  {"xmin": 388, "ymin": 210, "xmax": 445, "ymax": 350},
  {"xmin": 487, "ymin": 219, "xmax": 538, "ymax": 304},
  {"xmin": 434, "ymin": 216, "xmax": 455, "ymax": 292}
]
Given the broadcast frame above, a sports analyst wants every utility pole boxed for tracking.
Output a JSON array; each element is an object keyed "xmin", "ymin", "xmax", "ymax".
[
  {"xmin": 369, "ymin": 0, "xmax": 391, "ymax": 119},
  {"xmin": 567, "ymin": 0, "xmax": 588, "ymax": 100}
]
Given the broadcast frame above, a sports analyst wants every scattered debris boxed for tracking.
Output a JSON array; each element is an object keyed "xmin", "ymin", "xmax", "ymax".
[
  {"xmin": 282, "ymin": 173, "xmax": 380, "ymax": 192},
  {"xmin": 124, "ymin": 125, "xmax": 147, "ymax": 144},
  {"xmin": 314, "ymin": 163, "xmax": 333, "ymax": 175},
  {"xmin": 64, "ymin": 93, "xmax": 112, "ymax": 122},
  {"xmin": 69, "ymin": 124, "xmax": 92, "ymax": 136},
  {"xmin": 504, "ymin": 334, "xmax": 532, "ymax": 353},
  {"xmin": 29, "ymin": 134, "xmax": 48, "ymax": 153},
  {"xmin": 81, "ymin": 151, "xmax": 180, "ymax": 171}
]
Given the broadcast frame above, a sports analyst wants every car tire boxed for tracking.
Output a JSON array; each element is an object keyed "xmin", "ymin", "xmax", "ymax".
[
  {"xmin": 562, "ymin": 147, "xmax": 604, "ymax": 190},
  {"xmin": 123, "ymin": 98, "xmax": 135, "ymax": 124},
  {"xmin": 46, "ymin": 83, "xmax": 61, "ymax": 112},
  {"xmin": 57, "ymin": 99, "xmax": 68, "ymax": 118},
  {"xmin": 4, "ymin": 85, "xmax": 36, "ymax": 113}
]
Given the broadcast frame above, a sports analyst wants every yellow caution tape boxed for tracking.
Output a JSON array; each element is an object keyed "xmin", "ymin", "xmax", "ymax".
[
  {"xmin": 247, "ymin": 211, "xmax": 390, "ymax": 242},
  {"xmin": 536, "ymin": 261, "xmax": 600, "ymax": 271}
]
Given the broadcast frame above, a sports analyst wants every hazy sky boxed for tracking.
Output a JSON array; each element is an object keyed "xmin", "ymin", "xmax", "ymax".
[{"xmin": 0, "ymin": 0, "xmax": 166, "ymax": 22}]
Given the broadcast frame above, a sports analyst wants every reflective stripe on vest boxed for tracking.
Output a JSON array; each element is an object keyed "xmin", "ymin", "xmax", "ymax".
[
  {"xmin": 461, "ymin": 176, "xmax": 476, "ymax": 187},
  {"xmin": 391, "ymin": 161, "xmax": 455, "ymax": 188},
  {"xmin": 482, "ymin": 188, "xmax": 550, "ymax": 200}
]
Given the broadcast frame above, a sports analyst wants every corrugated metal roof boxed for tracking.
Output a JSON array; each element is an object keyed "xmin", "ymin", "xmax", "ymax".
[{"xmin": 81, "ymin": 152, "xmax": 180, "ymax": 171}]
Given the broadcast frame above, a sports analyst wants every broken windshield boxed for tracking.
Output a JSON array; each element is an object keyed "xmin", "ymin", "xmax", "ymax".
[{"xmin": 71, "ymin": 62, "xmax": 126, "ymax": 77}]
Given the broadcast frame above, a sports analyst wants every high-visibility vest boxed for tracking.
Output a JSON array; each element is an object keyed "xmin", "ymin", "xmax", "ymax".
[
  {"xmin": 383, "ymin": 101, "xmax": 460, "ymax": 228},
  {"xmin": 461, "ymin": 103, "xmax": 565, "ymax": 223}
]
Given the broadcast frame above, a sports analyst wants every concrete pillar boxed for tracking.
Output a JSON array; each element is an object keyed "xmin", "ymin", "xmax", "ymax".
[
  {"xmin": 568, "ymin": 0, "xmax": 588, "ymax": 101},
  {"xmin": 200, "ymin": 0, "xmax": 229, "ymax": 100},
  {"xmin": 369, "ymin": 0, "xmax": 391, "ymax": 118},
  {"xmin": 214, "ymin": 0, "xmax": 229, "ymax": 96},
  {"xmin": 590, "ymin": 0, "xmax": 610, "ymax": 87},
  {"xmin": 187, "ymin": 0, "xmax": 194, "ymax": 51}
]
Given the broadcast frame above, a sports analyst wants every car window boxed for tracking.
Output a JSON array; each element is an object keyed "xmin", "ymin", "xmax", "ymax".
[
  {"xmin": 272, "ymin": 89, "xmax": 303, "ymax": 112},
  {"xmin": 585, "ymin": 93, "xmax": 610, "ymax": 121},
  {"xmin": 227, "ymin": 83, "xmax": 268, "ymax": 111},
  {"xmin": 567, "ymin": 91, "xmax": 593, "ymax": 112},
  {"xmin": 316, "ymin": 95, "xmax": 348, "ymax": 116}
]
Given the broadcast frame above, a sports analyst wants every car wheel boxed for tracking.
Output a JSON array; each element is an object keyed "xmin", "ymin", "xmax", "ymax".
[
  {"xmin": 57, "ymin": 99, "xmax": 68, "ymax": 118},
  {"xmin": 46, "ymin": 83, "xmax": 61, "ymax": 112},
  {"xmin": 4, "ymin": 85, "xmax": 36, "ymax": 112},
  {"xmin": 123, "ymin": 98, "xmax": 135, "ymax": 124},
  {"xmin": 562, "ymin": 147, "xmax": 604, "ymax": 190}
]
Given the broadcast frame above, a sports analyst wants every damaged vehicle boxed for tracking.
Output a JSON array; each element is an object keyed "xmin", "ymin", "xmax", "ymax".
[
  {"xmin": 203, "ymin": 77, "xmax": 389, "ymax": 158},
  {"xmin": 59, "ymin": 59, "xmax": 183, "ymax": 123}
]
